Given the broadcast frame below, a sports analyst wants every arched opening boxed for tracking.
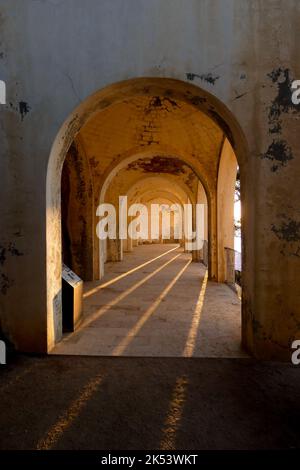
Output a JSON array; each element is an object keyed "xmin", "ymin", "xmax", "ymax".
[
  {"xmin": 217, "ymin": 138, "xmax": 240, "ymax": 284},
  {"xmin": 47, "ymin": 77, "xmax": 249, "ymax": 355}
]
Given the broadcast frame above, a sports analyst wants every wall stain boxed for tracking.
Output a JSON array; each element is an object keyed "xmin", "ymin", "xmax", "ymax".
[
  {"xmin": 0, "ymin": 273, "xmax": 13, "ymax": 295},
  {"xmin": 8, "ymin": 242, "xmax": 23, "ymax": 258},
  {"xmin": 186, "ymin": 72, "xmax": 219, "ymax": 85},
  {"xmin": 127, "ymin": 156, "xmax": 187, "ymax": 175},
  {"xmin": 269, "ymin": 122, "xmax": 282, "ymax": 135},
  {"xmin": 188, "ymin": 95, "xmax": 207, "ymax": 107},
  {"xmin": 0, "ymin": 247, "xmax": 5, "ymax": 265},
  {"xmin": 19, "ymin": 101, "xmax": 30, "ymax": 120},
  {"xmin": 271, "ymin": 217, "xmax": 300, "ymax": 242},
  {"xmin": 261, "ymin": 68, "xmax": 299, "ymax": 171},
  {"xmin": 0, "ymin": 242, "xmax": 23, "ymax": 266},
  {"xmin": 144, "ymin": 96, "xmax": 179, "ymax": 115},
  {"xmin": 268, "ymin": 68, "xmax": 300, "ymax": 118},
  {"xmin": 261, "ymin": 139, "xmax": 293, "ymax": 172},
  {"xmin": 271, "ymin": 216, "xmax": 300, "ymax": 258},
  {"xmin": 267, "ymin": 68, "xmax": 300, "ymax": 135},
  {"xmin": 0, "ymin": 242, "xmax": 23, "ymax": 294}
]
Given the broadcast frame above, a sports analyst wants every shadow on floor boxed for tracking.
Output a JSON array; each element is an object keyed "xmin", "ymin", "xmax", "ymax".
[{"xmin": 0, "ymin": 354, "xmax": 299, "ymax": 450}]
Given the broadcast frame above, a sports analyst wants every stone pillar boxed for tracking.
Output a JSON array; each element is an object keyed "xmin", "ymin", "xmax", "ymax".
[
  {"xmin": 105, "ymin": 198, "xmax": 123, "ymax": 262},
  {"xmin": 225, "ymin": 247, "xmax": 235, "ymax": 284},
  {"xmin": 106, "ymin": 238, "xmax": 123, "ymax": 262},
  {"xmin": 192, "ymin": 202, "xmax": 201, "ymax": 262},
  {"xmin": 123, "ymin": 235, "xmax": 133, "ymax": 253}
]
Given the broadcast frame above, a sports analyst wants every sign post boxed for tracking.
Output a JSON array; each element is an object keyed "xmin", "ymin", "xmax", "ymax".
[{"xmin": 62, "ymin": 264, "xmax": 83, "ymax": 332}]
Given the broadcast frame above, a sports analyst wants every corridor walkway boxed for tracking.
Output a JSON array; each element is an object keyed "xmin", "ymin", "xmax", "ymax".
[{"xmin": 52, "ymin": 244, "xmax": 246, "ymax": 357}]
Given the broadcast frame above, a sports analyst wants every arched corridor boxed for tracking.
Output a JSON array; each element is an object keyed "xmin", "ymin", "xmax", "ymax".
[{"xmin": 53, "ymin": 77, "xmax": 242, "ymax": 357}]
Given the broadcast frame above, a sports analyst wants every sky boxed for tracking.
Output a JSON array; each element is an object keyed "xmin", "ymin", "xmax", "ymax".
[{"xmin": 234, "ymin": 200, "xmax": 241, "ymax": 253}]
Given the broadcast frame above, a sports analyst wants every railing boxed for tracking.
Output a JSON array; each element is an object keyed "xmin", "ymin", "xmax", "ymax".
[{"xmin": 224, "ymin": 247, "xmax": 242, "ymax": 286}]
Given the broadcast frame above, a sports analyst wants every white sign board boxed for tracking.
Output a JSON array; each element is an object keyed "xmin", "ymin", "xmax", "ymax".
[{"xmin": 62, "ymin": 264, "xmax": 82, "ymax": 287}]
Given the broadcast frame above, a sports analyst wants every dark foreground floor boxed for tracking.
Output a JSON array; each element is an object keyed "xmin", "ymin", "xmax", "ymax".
[{"xmin": 0, "ymin": 354, "xmax": 299, "ymax": 450}]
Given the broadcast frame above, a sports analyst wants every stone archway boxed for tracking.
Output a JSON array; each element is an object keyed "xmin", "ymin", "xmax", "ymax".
[{"xmin": 46, "ymin": 77, "xmax": 249, "ymax": 352}]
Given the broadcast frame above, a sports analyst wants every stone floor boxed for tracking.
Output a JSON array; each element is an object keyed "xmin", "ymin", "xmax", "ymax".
[{"xmin": 52, "ymin": 244, "xmax": 247, "ymax": 358}]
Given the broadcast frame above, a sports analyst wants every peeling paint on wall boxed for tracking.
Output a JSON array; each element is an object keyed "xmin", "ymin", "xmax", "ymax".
[
  {"xmin": 271, "ymin": 217, "xmax": 300, "ymax": 243},
  {"xmin": 185, "ymin": 93, "xmax": 207, "ymax": 107},
  {"xmin": 271, "ymin": 215, "xmax": 300, "ymax": 258},
  {"xmin": 262, "ymin": 68, "xmax": 300, "ymax": 171},
  {"xmin": 0, "ymin": 243, "xmax": 23, "ymax": 295},
  {"xmin": 0, "ymin": 273, "xmax": 13, "ymax": 295},
  {"xmin": 0, "ymin": 242, "xmax": 23, "ymax": 266},
  {"xmin": 268, "ymin": 68, "xmax": 300, "ymax": 121},
  {"xmin": 186, "ymin": 72, "xmax": 219, "ymax": 85},
  {"xmin": 18, "ymin": 101, "xmax": 30, "ymax": 120},
  {"xmin": 261, "ymin": 139, "xmax": 293, "ymax": 172},
  {"xmin": 144, "ymin": 96, "xmax": 179, "ymax": 115},
  {"xmin": 127, "ymin": 156, "xmax": 187, "ymax": 175}
]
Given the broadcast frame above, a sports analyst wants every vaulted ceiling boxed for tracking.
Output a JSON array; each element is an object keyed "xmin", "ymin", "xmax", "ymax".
[{"xmin": 77, "ymin": 94, "xmax": 224, "ymax": 195}]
